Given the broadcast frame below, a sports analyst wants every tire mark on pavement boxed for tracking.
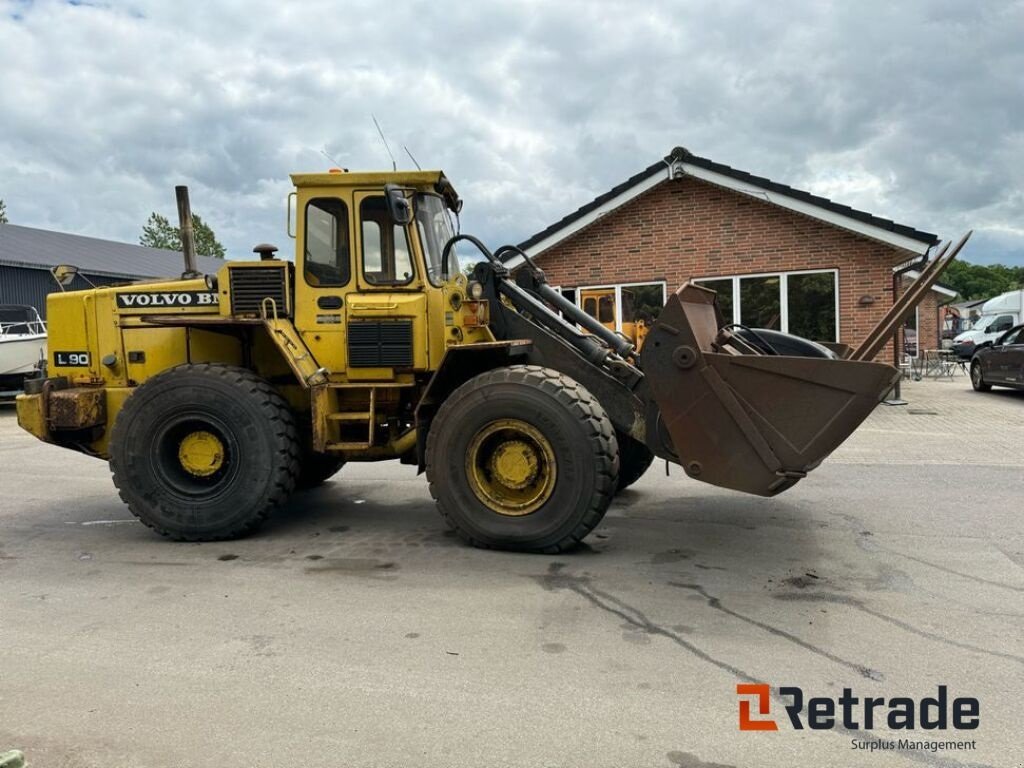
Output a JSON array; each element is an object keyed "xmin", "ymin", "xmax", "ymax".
[
  {"xmin": 834, "ymin": 512, "xmax": 1024, "ymax": 593},
  {"xmin": 669, "ymin": 582, "xmax": 883, "ymax": 681},
  {"xmin": 535, "ymin": 563, "xmax": 756, "ymax": 683},
  {"xmin": 882, "ymin": 549, "xmax": 1024, "ymax": 593},
  {"xmin": 774, "ymin": 592, "xmax": 1024, "ymax": 666},
  {"xmin": 534, "ymin": 563, "xmax": 996, "ymax": 768}
]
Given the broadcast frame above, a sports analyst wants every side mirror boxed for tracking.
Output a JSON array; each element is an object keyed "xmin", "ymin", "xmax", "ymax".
[
  {"xmin": 384, "ymin": 184, "xmax": 412, "ymax": 226},
  {"xmin": 51, "ymin": 264, "xmax": 79, "ymax": 287}
]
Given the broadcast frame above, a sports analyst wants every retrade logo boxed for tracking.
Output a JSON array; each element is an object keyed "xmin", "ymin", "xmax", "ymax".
[
  {"xmin": 737, "ymin": 684, "xmax": 778, "ymax": 731},
  {"xmin": 736, "ymin": 684, "xmax": 979, "ymax": 732}
]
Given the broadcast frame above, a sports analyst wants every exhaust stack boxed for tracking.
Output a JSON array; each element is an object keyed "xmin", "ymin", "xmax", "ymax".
[{"xmin": 175, "ymin": 185, "xmax": 200, "ymax": 278}]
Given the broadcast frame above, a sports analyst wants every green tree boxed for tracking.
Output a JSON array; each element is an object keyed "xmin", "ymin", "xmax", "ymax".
[
  {"xmin": 0, "ymin": 199, "xmax": 8, "ymax": 224},
  {"xmin": 140, "ymin": 212, "xmax": 226, "ymax": 258},
  {"xmin": 942, "ymin": 260, "xmax": 1024, "ymax": 301}
]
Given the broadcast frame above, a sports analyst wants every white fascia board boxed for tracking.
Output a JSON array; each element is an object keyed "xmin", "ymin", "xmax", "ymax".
[
  {"xmin": 901, "ymin": 270, "xmax": 958, "ymax": 297},
  {"xmin": 678, "ymin": 162, "xmax": 932, "ymax": 255},
  {"xmin": 505, "ymin": 168, "xmax": 669, "ymax": 269}
]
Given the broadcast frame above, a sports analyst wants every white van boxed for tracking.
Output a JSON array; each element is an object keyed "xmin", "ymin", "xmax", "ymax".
[{"xmin": 952, "ymin": 289, "xmax": 1023, "ymax": 359}]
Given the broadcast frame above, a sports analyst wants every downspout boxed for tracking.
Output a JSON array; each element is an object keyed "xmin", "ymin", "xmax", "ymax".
[{"xmin": 887, "ymin": 248, "xmax": 932, "ymax": 404}]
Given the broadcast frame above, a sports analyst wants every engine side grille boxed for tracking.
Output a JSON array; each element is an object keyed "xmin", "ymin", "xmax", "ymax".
[
  {"xmin": 348, "ymin": 320, "xmax": 413, "ymax": 368},
  {"xmin": 229, "ymin": 267, "xmax": 288, "ymax": 315}
]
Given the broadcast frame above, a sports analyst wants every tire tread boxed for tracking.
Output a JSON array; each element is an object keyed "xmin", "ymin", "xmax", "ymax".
[
  {"xmin": 109, "ymin": 363, "xmax": 301, "ymax": 541},
  {"xmin": 425, "ymin": 364, "xmax": 617, "ymax": 553}
]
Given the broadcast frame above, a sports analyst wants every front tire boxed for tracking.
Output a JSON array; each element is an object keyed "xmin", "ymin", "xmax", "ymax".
[
  {"xmin": 109, "ymin": 364, "xmax": 300, "ymax": 541},
  {"xmin": 616, "ymin": 432, "xmax": 654, "ymax": 492},
  {"xmin": 970, "ymin": 361, "xmax": 991, "ymax": 392},
  {"xmin": 425, "ymin": 365, "xmax": 618, "ymax": 553}
]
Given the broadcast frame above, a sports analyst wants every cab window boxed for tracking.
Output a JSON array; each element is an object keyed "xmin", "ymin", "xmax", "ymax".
[
  {"xmin": 990, "ymin": 315, "xmax": 1014, "ymax": 333},
  {"xmin": 360, "ymin": 196, "xmax": 414, "ymax": 286},
  {"xmin": 598, "ymin": 295, "xmax": 615, "ymax": 323},
  {"xmin": 304, "ymin": 198, "xmax": 350, "ymax": 287}
]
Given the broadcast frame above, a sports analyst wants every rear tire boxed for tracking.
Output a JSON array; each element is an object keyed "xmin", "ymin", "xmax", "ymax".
[
  {"xmin": 616, "ymin": 432, "xmax": 654, "ymax": 492},
  {"xmin": 970, "ymin": 361, "xmax": 991, "ymax": 392},
  {"xmin": 109, "ymin": 364, "xmax": 300, "ymax": 541},
  {"xmin": 426, "ymin": 365, "xmax": 618, "ymax": 553}
]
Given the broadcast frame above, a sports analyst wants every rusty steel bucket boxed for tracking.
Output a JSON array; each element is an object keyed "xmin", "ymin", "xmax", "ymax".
[{"xmin": 641, "ymin": 283, "xmax": 900, "ymax": 496}]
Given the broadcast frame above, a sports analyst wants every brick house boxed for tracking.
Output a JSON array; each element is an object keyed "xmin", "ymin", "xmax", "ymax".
[{"xmin": 505, "ymin": 147, "xmax": 952, "ymax": 360}]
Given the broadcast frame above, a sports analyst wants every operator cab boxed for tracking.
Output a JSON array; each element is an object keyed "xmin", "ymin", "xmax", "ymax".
[{"xmin": 286, "ymin": 170, "xmax": 470, "ymax": 380}]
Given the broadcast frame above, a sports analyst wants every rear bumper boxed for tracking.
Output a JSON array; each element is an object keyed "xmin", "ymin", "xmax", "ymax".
[
  {"xmin": 15, "ymin": 392, "xmax": 50, "ymax": 443},
  {"xmin": 16, "ymin": 379, "xmax": 107, "ymax": 444}
]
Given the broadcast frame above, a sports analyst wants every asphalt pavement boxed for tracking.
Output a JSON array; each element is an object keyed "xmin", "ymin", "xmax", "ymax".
[{"xmin": 0, "ymin": 379, "xmax": 1021, "ymax": 768}]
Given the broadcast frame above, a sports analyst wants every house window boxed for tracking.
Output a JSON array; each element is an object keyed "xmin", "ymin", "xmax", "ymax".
[
  {"xmin": 695, "ymin": 278, "xmax": 733, "ymax": 321},
  {"xmin": 694, "ymin": 269, "xmax": 839, "ymax": 342},
  {"xmin": 902, "ymin": 307, "xmax": 919, "ymax": 359},
  {"xmin": 788, "ymin": 272, "xmax": 838, "ymax": 341},
  {"xmin": 740, "ymin": 275, "xmax": 781, "ymax": 329},
  {"xmin": 559, "ymin": 282, "xmax": 668, "ymax": 349}
]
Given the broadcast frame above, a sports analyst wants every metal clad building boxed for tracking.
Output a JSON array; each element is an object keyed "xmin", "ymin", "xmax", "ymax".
[{"xmin": 0, "ymin": 224, "xmax": 224, "ymax": 318}]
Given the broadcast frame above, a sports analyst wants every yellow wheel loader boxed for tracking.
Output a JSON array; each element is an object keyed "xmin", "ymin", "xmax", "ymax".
[{"xmin": 15, "ymin": 171, "xmax": 968, "ymax": 552}]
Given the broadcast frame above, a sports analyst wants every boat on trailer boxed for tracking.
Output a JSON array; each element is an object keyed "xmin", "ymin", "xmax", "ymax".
[{"xmin": 0, "ymin": 305, "xmax": 47, "ymax": 393}]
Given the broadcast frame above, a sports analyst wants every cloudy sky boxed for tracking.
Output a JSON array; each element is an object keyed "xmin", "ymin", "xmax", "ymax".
[{"xmin": 1, "ymin": 0, "xmax": 1022, "ymax": 265}]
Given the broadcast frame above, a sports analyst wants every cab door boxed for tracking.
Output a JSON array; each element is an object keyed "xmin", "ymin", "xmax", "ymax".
[
  {"xmin": 995, "ymin": 327, "xmax": 1024, "ymax": 385},
  {"xmin": 293, "ymin": 192, "xmax": 355, "ymax": 377},
  {"xmin": 344, "ymin": 190, "xmax": 429, "ymax": 380},
  {"xmin": 1007, "ymin": 328, "xmax": 1024, "ymax": 386}
]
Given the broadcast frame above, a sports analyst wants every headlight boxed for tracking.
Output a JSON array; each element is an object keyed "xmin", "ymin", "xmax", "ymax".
[{"xmin": 468, "ymin": 281, "xmax": 484, "ymax": 300}]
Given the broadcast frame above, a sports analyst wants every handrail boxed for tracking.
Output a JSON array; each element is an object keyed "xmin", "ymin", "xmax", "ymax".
[{"xmin": 0, "ymin": 320, "xmax": 47, "ymax": 337}]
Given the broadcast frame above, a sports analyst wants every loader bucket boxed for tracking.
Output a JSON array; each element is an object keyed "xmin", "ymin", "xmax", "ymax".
[{"xmin": 641, "ymin": 283, "xmax": 899, "ymax": 496}]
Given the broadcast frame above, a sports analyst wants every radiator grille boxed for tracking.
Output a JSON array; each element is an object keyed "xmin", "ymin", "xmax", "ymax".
[
  {"xmin": 348, "ymin": 320, "xmax": 413, "ymax": 367},
  {"xmin": 229, "ymin": 267, "xmax": 288, "ymax": 315}
]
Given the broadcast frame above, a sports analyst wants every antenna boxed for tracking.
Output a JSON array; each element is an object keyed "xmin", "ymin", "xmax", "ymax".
[
  {"xmin": 371, "ymin": 114, "xmax": 397, "ymax": 171},
  {"xmin": 404, "ymin": 145, "xmax": 422, "ymax": 171},
  {"xmin": 320, "ymin": 147, "xmax": 343, "ymax": 167}
]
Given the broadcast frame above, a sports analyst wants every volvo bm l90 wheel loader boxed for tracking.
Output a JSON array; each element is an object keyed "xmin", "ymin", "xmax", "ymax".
[{"xmin": 16, "ymin": 171, "xmax": 968, "ymax": 552}]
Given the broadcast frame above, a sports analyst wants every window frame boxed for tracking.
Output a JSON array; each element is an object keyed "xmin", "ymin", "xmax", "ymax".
[
  {"xmin": 357, "ymin": 194, "xmax": 416, "ymax": 288},
  {"xmin": 693, "ymin": 268, "xmax": 840, "ymax": 342},
  {"xmin": 989, "ymin": 314, "xmax": 1015, "ymax": 333},
  {"xmin": 302, "ymin": 196, "xmax": 352, "ymax": 288},
  {"xmin": 569, "ymin": 281, "xmax": 669, "ymax": 332}
]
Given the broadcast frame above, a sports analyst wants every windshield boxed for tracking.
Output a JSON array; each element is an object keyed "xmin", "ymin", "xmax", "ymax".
[{"xmin": 415, "ymin": 193, "xmax": 458, "ymax": 286}]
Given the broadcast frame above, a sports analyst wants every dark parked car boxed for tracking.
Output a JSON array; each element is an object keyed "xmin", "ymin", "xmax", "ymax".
[{"xmin": 970, "ymin": 324, "xmax": 1024, "ymax": 391}]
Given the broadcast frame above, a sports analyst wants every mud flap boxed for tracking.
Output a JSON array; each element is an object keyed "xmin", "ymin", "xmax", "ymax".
[{"xmin": 642, "ymin": 284, "xmax": 899, "ymax": 496}]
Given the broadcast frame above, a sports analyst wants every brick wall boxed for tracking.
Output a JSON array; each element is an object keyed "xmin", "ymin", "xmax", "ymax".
[{"xmin": 534, "ymin": 176, "xmax": 925, "ymax": 358}]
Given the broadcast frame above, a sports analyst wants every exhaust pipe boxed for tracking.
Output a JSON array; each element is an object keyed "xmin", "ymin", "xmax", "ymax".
[{"xmin": 175, "ymin": 185, "xmax": 200, "ymax": 279}]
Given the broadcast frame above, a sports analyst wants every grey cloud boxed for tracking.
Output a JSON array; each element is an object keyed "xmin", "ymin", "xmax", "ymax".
[{"xmin": 0, "ymin": 0, "xmax": 1021, "ymax": 265}]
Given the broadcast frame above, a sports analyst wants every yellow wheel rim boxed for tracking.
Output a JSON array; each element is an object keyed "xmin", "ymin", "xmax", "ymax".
[
  {"xmin": 177, "ymin": 430, "xmax": 225, "ymax": 477},
  {"xmin": 466, "ymin": 419, "xmax": 557, "ymax": 516}
]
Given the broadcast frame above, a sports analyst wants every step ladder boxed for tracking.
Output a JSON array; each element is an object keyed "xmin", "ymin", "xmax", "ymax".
[
  {"xmin": 312, "ymin": 382, "xmax": 415, "ymax": 453},
  {"xmin": 326, "ymin": 388, "xmax": 377, "ymax": 451}
]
